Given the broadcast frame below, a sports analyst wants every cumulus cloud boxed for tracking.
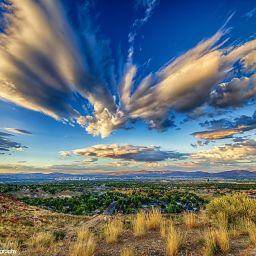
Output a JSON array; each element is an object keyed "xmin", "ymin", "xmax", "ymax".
[
  {"xmin": 0, "ymin": 1, "xmax": 255, "ymax": 137},
  {"xmin": 4, "ymin": 128, "xmax": 32, "ymax": 135},
  {"xmin": 192, "ymin": 139, "xmax": 256, "ymax": 162},
  {"xmin": 60, "ymin": 144, "xmax": 186, "ymax": 162},
  {"xmin": 210, "ymin": 75, "xmax": 256, "ymax": 108},
  {"xmin": 0, "ymin": 131, "xmax": 27, "ymax": 152}
]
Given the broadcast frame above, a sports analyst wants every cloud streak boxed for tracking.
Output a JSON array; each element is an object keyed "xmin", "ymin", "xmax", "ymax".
[{"xmin": 4, "ymin": 128, "xmax": 32, "ymax": 135}]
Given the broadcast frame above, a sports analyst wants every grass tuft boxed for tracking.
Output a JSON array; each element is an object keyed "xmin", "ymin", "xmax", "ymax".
[
  {"xmin": 133, "ymin": 211, "xmax": 147, "ymax": 237},
  {"xmin": 183, "ymin": 212, "xmax": 197, "ymax": 229},
  {"xmin": 166, "ymin": 224, "xmax": 183, "ymax": 256},
  {"xmin": 71, "ymin": 227, "xmax": 96, "ymax": 256},
  {"xmin": 103, "ymin": 218, "xmax": 124, "ymax": 243},
  {"xmin": 146, "ymin": 208, "xmax": 162, "ymax": 230},
  {"xmin": 120, "ymin": 247, "xmax": 134, "ymax": 256},
  {"xmin": 28, "ymin": 231, "xmax": 54, "ymax": 249}
]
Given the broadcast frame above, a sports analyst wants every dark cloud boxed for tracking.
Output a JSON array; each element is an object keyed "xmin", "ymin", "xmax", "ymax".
[
  {"xmin": 0, "ymin": 132, "xmax": 26, "ymax": 152},
  {"xmin": 195, "ymin": 111, "xmax": 256, "ymax": 140},
  {"xmin": 0, "ymin": 132, "xmax": 14, "ymax": 137},
  {"xmin": 210, "ymin": 75, "xmax": 256, "ymax": 108},
  {"xmin": 190, "ymin": 140, "xmax": 211, "ymax": 148}
]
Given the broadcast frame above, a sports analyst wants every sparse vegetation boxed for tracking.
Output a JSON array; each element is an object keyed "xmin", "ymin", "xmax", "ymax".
[
  {"xmin": 28, "ymin": 231, "xmax": 54, "ymax": 249},
  {"xmin": 120, "ymin": 247, "xmax": 134, "ymax": 256},
  {"xmin": 166, "ymin": 224, "xmax": 183, "ymax": 256},
  {"xmin": 204, "ymin": 230, "xmax": 218, "ymax": 256},
  {"xmin": 71, "ymin": 227, "xmax": 96, "ymax": 256},
  {"xmin": 1, "ymin": 181, "xmax": 256, "ymax": 256},
  {"xmin": 204, "ymin": 228, "xmax": 229, "ymax": 256},
  {"xmin": 160, "ymin": 218, "xmax": 168, "ymax": 238},
  {"xmin": 103, "ymin": 218, "xmax": 124, "ymax": 243},
  {"xmin": 146, "ymin": 208, "xmax": 162, "ymax": 230},
  {"xmin": 133, "ymin": 211, "xmax": 147, "ymax": 237},
  {"xmin": 183, "ymin": 212, "xmax": 197, "ymax": 229},
  {"xmin": 240, "ymin": 218, "xmax": 256, "ymax": 244}
]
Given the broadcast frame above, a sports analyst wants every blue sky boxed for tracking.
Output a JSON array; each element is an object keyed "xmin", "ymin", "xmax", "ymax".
[{"xmin": 0, "ymin": 0, "xmax": 256, "ymax": 174}]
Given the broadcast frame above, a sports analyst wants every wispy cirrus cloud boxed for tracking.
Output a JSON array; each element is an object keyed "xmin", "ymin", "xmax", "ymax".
[
  {"xmin": 60, "ymin": 144, "xmax": 186, "ymax": 162},
  {"xmin": 4, "ymin": 128, "xmax": 32, "ymax": 135},
  {"xmin": 0, "ymin": 1, "xmax": 255, "ymax": 138}
]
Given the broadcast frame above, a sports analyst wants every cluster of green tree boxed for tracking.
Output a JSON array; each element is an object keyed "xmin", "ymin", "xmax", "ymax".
[
  {"xmin": 21, "ymin": 190, "xmax": 205, "ymax": 215},
  {"xmin": 1, "ymin": 181, "xmax": 256, "ymax": 195}
]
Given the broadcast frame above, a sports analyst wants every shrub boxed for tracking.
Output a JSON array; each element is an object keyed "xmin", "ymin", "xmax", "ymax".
[
  {"xmin": 103, "ymin": 218, "xmax": 124, "ymax": 243},
  {"xmin": 133, "ymin": 211, "xmax": 147, "ymax": 237},
  {"xmin": 183, "ymin": 212, "xmax": 196, "ymax": 229},
  {"xmin": 207, "ymin": 193, "xmax": 256, "ymax": 226},
  {"xmin": 146, "ymin": 208, "xmax": 162, "ymax": 230},
  {"xmin": 120, "ymin": 247, "xmax": 134, "ymax": 256},
  {"xmin": 166, "ymin": 225, "xmax": 183, "ymax": 256},
  {"xmin": 71, "ymin": 227, "xmax": 96, "ymax": 256},
  {"xmin": 53, "ymin": 229, "xmax": 66, "ymax": 241}
]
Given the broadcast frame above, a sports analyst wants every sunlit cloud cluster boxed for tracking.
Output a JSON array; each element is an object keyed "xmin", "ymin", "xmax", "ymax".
[
  {"xmin": 192, "ymin": 139, "xmax": 256, "ymax": 162},
  {"xmin": 60, "ymin": 144, "xmax": 186, "ymax": 162},
  {"xmin": 0, "ymin": 1, "xmax": 255, "ymax": 138}
]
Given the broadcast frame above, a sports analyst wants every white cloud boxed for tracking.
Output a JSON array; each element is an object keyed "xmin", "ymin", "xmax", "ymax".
[{"xmin": 192, "ymin": 139, "xmax": 256, "ymax": 162}]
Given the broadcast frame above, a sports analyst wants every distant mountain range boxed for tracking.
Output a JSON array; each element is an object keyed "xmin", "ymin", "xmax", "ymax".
[{"xmin": 0, "ymin": 170, "xmax": 256, "ymax": 183}]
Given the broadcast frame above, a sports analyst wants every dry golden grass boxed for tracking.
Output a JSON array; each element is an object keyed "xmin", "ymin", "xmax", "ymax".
[
  {"xmin": 166, "ymin": 224, "xmax": 183, "ymax": 256},
  {"xmin": 70, "ymin": 227, "xmax": 96, "ymax": 256},
  {"xmin": 215, "ymin": 228, "xmax": 230, "ymax": 254},
  {"xmin": 120, "ymin": 247, "xmax": 134, "ymax": 256},
  {"xmin": 204, "ymin": 228, "xmax": 229, "ymax": 256},
  {"xmin": 214, "ymin": 212, "xmax": 228, "ymax": 229},
  {"xmin": 103, "ymin": 218, "xmax": 124, "ymax": 243},
  {"xmin": 183, "ymin": 212, "xmax": 197, "ymax": 229},
  {"xmin": 240, "ymin": 218, "xmax": 256, "ymax": 244},
  {"xmin": 160, "ymin": 218, "xmax": 168, "ymax": 238},
  {"xmin": 198, "ymin": 211, "xmax": 209, "ymax": 227},
  {"xmin": 146, "ymin": 208, "xmax": 162, "ymax": 230},
  {"xmin": 229, "ymin": 227, "xmax": 241, "ymax": 239},
  {"xmin": 0, "ymin": 237, "xmax": 18, "ymax": 251},
  {"xmin": 28, "ymin": 231, "xmax": 54, "ymax": 249},
  {"xmin": 133, "ymin": 211, "xmax": 147, "ymax": 237},
  {"xmin": 204, "ymin": 230, "xmax": 218, "ymax": 256}
]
